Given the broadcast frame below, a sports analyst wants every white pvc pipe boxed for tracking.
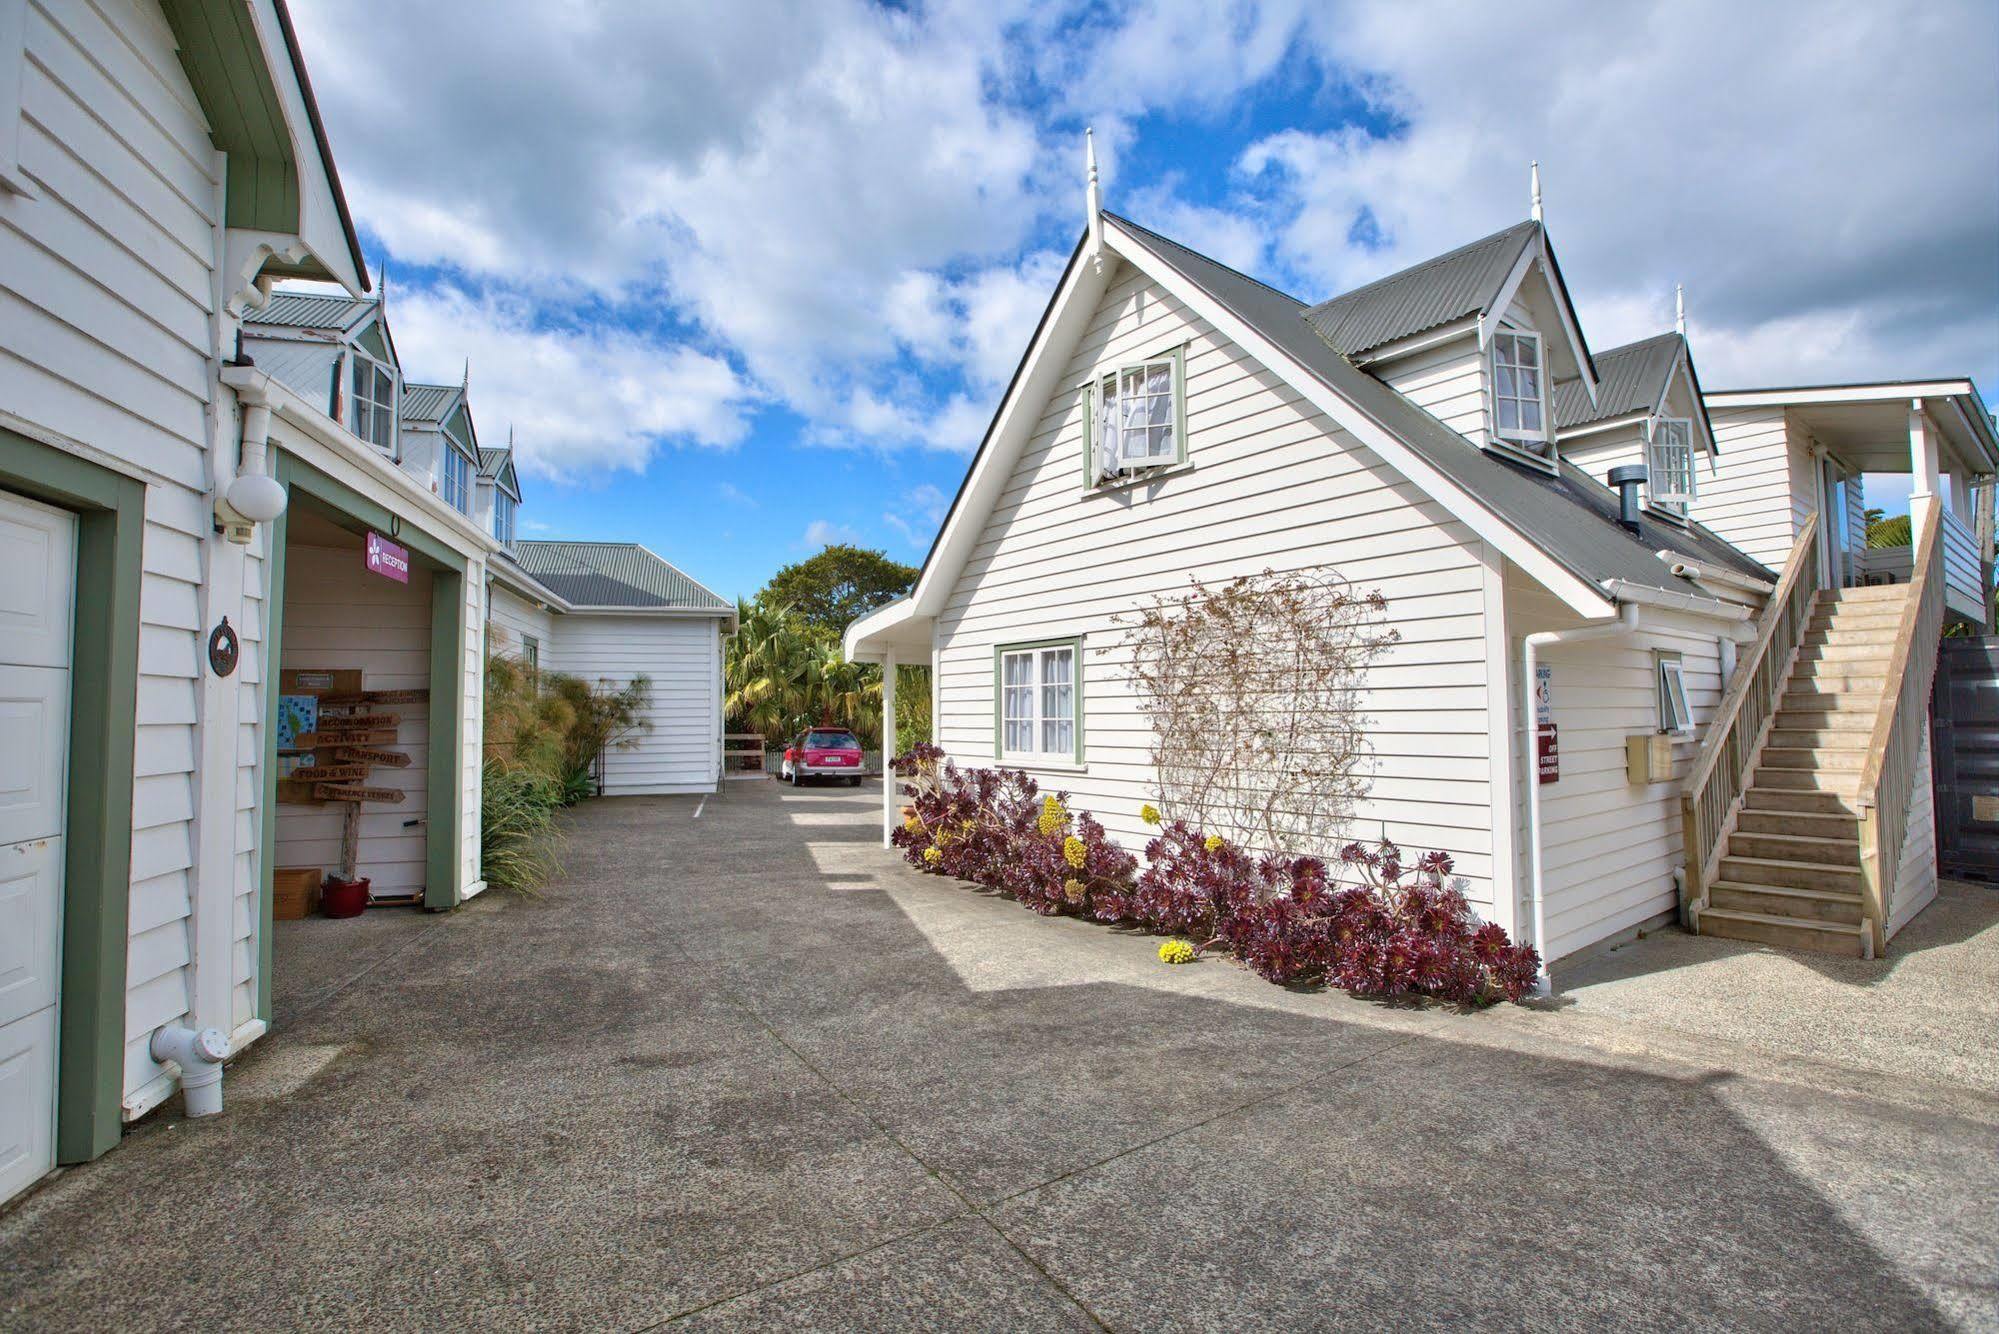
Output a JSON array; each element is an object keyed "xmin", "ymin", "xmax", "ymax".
[
  {"xmin": 150, "ymin": 1024, "xmax": 230, "ymax": 1118},
  {"xmin": 1522, "ymin": 603, "xmax": 1642, "ymax": 996}
]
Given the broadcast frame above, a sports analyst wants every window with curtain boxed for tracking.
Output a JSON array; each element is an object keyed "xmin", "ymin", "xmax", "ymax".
[
  {"xmin": 441, "ymin": 447, "xmax": 470, "ymax": 513},
  {"xmin": 494, "ymin": 491, "xmax": 516, "ymax": 547},
  {"xmin": 1647, "ymin": 418, "xmax": 1696, "ymax": 515},
  {"xmin": 997, "ymin": 641, "xmax": 1079, "ymax": 761},
  {"xmin": 1087, "ymin": 348, "xmax": 1185, "ymax": 485}
]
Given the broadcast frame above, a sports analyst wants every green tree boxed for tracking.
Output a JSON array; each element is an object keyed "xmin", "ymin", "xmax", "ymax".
[{"xmin": 762, "ymin": 544, "xmax": 917, "ymax": 637}]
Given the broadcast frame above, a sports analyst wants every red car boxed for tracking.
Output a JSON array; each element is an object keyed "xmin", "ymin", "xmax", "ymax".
[{"xmin": 781, "ymin": 728, "xmax": 865, "ymax": 786}]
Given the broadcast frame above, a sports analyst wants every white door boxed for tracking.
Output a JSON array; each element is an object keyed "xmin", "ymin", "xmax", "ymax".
[{"xmin": 0, "ymin": 490, "xmax": 75, "ymax": 1206}]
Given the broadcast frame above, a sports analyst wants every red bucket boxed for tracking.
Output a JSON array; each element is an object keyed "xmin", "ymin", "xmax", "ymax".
[{"xmin": 321, "ymin": 875, "xmax": 370, "ymax": 918}]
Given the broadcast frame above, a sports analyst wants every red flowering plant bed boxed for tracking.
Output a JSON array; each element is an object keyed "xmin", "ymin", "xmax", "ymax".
[{"xmin": 888, "ymin": 746, "xmax": 1540, "ymax": 1005}]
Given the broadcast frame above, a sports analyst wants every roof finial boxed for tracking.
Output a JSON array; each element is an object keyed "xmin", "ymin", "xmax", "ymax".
[
  {"xmin": 1086, "ymin": 127, "xmax": 1104, "ymax": 276},
  {"xmin": 379, "ymin": 260, "xmax": 389, "ymax": 309},
  {"xmin": 462, "ymin": 357, "xmax": 470, "ymax": 391},
  {"xmin": 1674, "ymin": 283, "xmax": 1686, "ymax": 337},
  {"xmin": 1530, "ymin": 160, "xmax": 1543, "ymax": 223}
]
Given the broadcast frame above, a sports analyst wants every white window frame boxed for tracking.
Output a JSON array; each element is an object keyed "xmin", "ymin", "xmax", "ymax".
[
  {"xmin": 995, "ymin": 638, "xmax": 1081, "ymax": 764},
  {"xmin": 522, "ymin": 634, "xmax": 539, "ymax": 681},
  {"xmin": 1657, "ymin": 654, "xmax": 1693, "ymax": 737},
  {"xmin": 494, "ymin": 490, "xmax": 517, "ymax": 547},
  {"xmin": 349, "ymin": 352, "xmax": 398, "ymax": 454},
  {"xmin": 1647, "ymin": 416, "xmax": 1696, "ymax": 516},
  {"xmin": 440, "ymin": 445, "xmax": 471, "ymax": 513},
  {"xmin": 1490, "ymin": 326, "xmax": 1548, "ymax": 446},
  {"xmin": 1084, "ymin": 345, "xmax": 1187, "ymax": 487}
]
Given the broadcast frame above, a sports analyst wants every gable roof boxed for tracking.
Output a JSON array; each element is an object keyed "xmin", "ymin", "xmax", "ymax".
[
  {"xmin": 478, "ymin": 447, "xmax": 521, "ymax": 500},
  {"xmin": 400, "ymin": 382, "xmax": 460, "ymax": 425},
  {"xmin": 1303, "ymin": 221, "xmax": 1540, "ymax": 358},
  {"xmin": 847, "ymin": 214, "xmax": 1771, "ymax": 660},
  {"xmin": 513, "ymin": 541, "xmax": 730, "ymax": 612},
  {"xmin": 1111, "ymin": 215, "xmax": 1769, "ymax": 584},
  {"xmin": 245, "ymin": 291, "xmax": 377, "ymax": 332},
  {"xmin": 1554, "ymin": 332, "xmax": 1678, "ymax": 429}
]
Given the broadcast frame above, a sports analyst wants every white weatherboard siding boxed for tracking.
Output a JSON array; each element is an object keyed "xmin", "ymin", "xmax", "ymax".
[
  {"xmin": 0, "ymin": 0, "xmax": 266, "ymax": 1103},
  {"xmin": 1698, "ymin": 408, "xmax": 1812, "ymax": 569},
  {"xmin": 549, "ymin": 616, "xmax": 724, "ymax": 795},
  {"xmin": 1507, "ymin": 568, "xmax": 1732, "ymax": 960},
  {"xmin": 488, "ymin": 581, "xmax": 555, "ymax": 658},
  {"xmin": 932, "ymin": 261, "xmax": 1504, "ymax": 917},
  {"xmin": 1375, "ymin": 336, "xmax": 1487, "ymax": 447},
  {"xmin": 275, "ymin": 546, "xmax": 433, "ymax": 899},
  {"xmin": 1888, "ymin": 725, "xmax": 1937, "ymax": 939}
]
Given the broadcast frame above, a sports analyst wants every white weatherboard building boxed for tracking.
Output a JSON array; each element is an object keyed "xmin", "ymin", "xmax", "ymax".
[
  {"xmin": 0, "ymin": 0, "xmax": 726, "ymax": 1207},
  {"xmin": 847, "ymin": 172, "xmax": 1995, "ymax": 976}
]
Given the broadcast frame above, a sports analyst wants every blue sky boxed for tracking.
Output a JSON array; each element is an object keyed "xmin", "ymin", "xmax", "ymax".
[{"xmin": 292, "ymin": 0, "xmax": 1998, "ymax": 602}]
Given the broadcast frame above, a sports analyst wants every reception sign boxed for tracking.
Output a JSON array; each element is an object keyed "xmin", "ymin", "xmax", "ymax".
[{"xmin": 364, "ymin": 531, "xmax": 410, "ymax": 583}]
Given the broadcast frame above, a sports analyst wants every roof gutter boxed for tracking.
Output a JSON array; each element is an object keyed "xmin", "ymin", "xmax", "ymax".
[
  {"xmin": 1656, "ymin": 552, "xmax": 1775, "ymax": 598},
  {"xmin": 1602, "ymin": 578, "xmax": 1754, "ymax": 623}
]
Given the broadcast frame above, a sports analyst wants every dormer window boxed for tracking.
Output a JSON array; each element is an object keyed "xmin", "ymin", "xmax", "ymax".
[
  {"xmin": 441, "ymin": 446, "xmax": 470, "ymax": 514},
  {"xmin": 494, "ymin": 490, "xmax": 517, "ymax": 548},
  {"xmin": 350, "ymin": 354, "xmax": 397, "ymax": 453},
  {"xmin": 1647, "ymin": 418, "xmax": 1696, "ymax": 518},
  {"xmin": 1491, "ymin": 328, "xmax": 1546, "ymax": 445},
  {"xmin": 1085, "ymin": 348, "xmax": 1186, "ymax": 486}
]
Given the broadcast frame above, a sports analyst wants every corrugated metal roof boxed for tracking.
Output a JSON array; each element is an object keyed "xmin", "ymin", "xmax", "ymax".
[
  {"xmin": 244, "ymin": 291, "xmax": 377, "ymax": 332},
  {"xmin": 1106, "ymin": 212, "xmax": 1772, "ymax": 590},
  {"xmin": 1302, "ymin": 221, "xmax": 1540, "ymax": 358},
  {"xmin": 400, "ymin": 382, "xmax": 459, "ymax": 424},
  {"xmin": 1555, "ymin": 333, "xmax": 1680, "ymax": 429},
  {"xmin": 244, "ymin": 336, "xmax": 341, "ymax": 412},
  {"xmin": 477, "ymin": 447, "xmax": 510, "ymax": 478},
  {"xmin": 513, "ymin": 541, "xmax": 731, "ymax": 611}
]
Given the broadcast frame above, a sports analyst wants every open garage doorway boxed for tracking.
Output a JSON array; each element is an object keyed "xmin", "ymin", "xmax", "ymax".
[{"xmin": 261, "ymin": 459, "xmax": 467, "ymax": 1029}]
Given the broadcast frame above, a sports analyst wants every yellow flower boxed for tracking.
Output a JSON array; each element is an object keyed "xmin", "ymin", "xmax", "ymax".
[
  {"xmin": 1204, "ymin": 834, "xmax": 1224, "ymax": 853},
  {"xmin": 903, "ymin": 814, "xmax": 922, "ymax": 834},
  {"xmin": 1063, "ymin": 878, "xmax": 1088, "ymax": 904},
  {"xmin": 1036, "ymin": 794, "xmax": 1068, "ymax": 837},
  {"xmin": 922, "ymin": 847, "xmax": 942, "ymax": 866},
  {"xmin": 1158, "ymin": 939, "xmax": 1196, "ymax": 965},
  {"xmin": 1140, "ymin": 803, "xmax": 1161, "ymax": 826},
  {"xmin": 1063, "ymin": 835, "xmax": 1088, "ymax": 868}
]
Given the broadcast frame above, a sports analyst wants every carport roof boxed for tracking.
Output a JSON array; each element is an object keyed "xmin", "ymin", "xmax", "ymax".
[{"xmin": 513, "ymin": 541, "xmax": 731, "ymax": 613}]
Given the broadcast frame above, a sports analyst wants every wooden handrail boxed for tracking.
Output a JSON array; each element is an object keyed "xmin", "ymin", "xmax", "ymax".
[
  {"xmin": 1679, "ymin": 513, "xmax": 1822, "ymax": 916},
  {"xmin": 1686, "ymin": 512, "xmax": 1819, "ymax": 797},
  {"xmin": 1853, "ymin": 504, "xmax": 1945, "ymax": 955}
]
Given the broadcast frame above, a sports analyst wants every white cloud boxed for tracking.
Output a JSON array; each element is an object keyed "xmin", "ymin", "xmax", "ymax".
[
  {"xmin": 884, "ymin": 482, "xmax": 951, "ymax": 551},
  {"xmin": 389, "ymin": 285, "xmax": 757, "ymax": 480},
  {"xmin": 802, "ymin": 519, "xmax": 863, "ymax": 548},
  {"xmin": 717, "ymin": 482, "xmax": 758, "ymax": 507}
]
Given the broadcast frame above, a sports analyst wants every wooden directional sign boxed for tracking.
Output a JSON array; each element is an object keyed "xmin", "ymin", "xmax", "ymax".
[
  {"xmin": 337, "ymin": 746, "xmax": 411, "ymax": 768},
  {"xmin": 318, "ymin": 713, "xmax": 400, "ymax": 731},
  {"xmin": 294, "ymin": 764, "xmax": 368, "ymax": 783},
  {"xmin": 318, "ymin": 689, "xmax": 429, "ymax": 707},
  {"xmin": 291, "ymin": 730, "xmax": 398, "ymax": 750},
  {"xmin": 313, "ymin": 783, "xmax": 405, "ymax": 804}
]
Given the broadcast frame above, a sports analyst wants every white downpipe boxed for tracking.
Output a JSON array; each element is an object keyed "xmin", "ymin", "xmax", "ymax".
[
  {"xmin": 149, "ymin": 1025, "xmax": 230, "ymax": 1117},
  {"xmin": 1523, "ymin": 603, "xmax": 1643, "ymax": 996}
]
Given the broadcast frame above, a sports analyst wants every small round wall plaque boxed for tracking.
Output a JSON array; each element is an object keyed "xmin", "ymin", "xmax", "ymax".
[{"xmin": 208, "ymin": 617, "xmax": 240, "ymax": 677}]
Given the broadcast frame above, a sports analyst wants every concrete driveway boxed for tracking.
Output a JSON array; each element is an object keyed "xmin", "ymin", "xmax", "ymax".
[{"xmin": 4, "ymin": 780, "xmax": 1996, "ymax": 1331}]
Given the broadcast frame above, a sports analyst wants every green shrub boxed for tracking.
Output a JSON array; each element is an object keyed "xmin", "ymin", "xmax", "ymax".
[{"xmin": 480, "ymin": 761, "xmax": 565, "ymax": 894}]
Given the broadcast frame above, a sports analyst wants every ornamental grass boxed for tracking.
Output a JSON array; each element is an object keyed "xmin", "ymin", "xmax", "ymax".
[{"xmin": 890, "ymin": 743, "xmax": 1540, "ymax": 1005}]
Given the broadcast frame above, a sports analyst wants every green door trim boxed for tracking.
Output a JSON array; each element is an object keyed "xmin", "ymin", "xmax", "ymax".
[
  {"xmin": 264, "ymin": 455, "xmax": 469, "ymax": 982},
  {"xmin": 0, "ymin": 430, "xmax": 144, "ymax": 1165}
]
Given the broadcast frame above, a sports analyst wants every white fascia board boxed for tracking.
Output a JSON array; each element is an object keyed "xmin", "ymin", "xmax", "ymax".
[
  {"xmin": 1104, "ymin": 218, "xmax": 1614, "ymax": 619},
  {"xmin": 248, "ymin": 0, "xmax": 365, "ymax": 295},
  {"xmin": 857, "ymin": 241, "xmax": 1113, "ymax": 648},
  {"xmin": 1487, "ymin": 238, "xmax": 1598, "ymax": 409},
  {"xmin": 226, "ymin": 365, "xmax": 501, "ymax": 557},
  {"xmin": 1601, "ymin": 578, "xmax": 1753, "ymax": 621},
  {"xmin": 1351, "ymin": 316, "xmax": 1480, "ymax": 367},
  {"xmin": 844, "ymin": 596, "xmax": 926, "ymax": 661},
  {"xmin": 1556, "ymin": 410, "xmax": 1651, "ymax": 442},
  {"xmin": 488, "ymin": 557, "xmax": 573, "ymax": 611},
  {"xmin": 1704, "ymin": 380, "xmax": 1977, "ymax": 408}
]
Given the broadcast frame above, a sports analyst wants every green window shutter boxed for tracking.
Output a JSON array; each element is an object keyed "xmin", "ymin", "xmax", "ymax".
[
  {"xmin": 1081, "ymin": 380, "xmax": 1097, "ymax": 489},
  {"xmin": 1171, "ymin": 344, "xmax": 1189, "ymax": 467}
]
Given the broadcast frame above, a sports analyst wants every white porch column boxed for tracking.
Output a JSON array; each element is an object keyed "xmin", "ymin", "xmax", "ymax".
[
  {"xmin": 881, "ymin": 650, "xmax": 897, "ymax": 847},
  {"xmin": 1910, "ymin": 400, "xmax": 1939, "ymax": 528}
]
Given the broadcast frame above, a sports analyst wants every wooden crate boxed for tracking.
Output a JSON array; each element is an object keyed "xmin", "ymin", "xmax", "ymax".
[{"xmin": 274, "ymin": 867, "xmax": 322, "ymax": 920}]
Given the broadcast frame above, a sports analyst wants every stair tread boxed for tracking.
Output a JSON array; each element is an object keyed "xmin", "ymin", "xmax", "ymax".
[
  {"xmin": 1721, "ymin": 853, "xmax": 1864, "ymax": 873},
  {"xmin": 1711, "ymin": 879, "xmax": 1864, "ymax": 903},
  {"xmin": 1699, "ymin": 907, "xmax": 1866, "ymax": 935},
  {"xmin": 1733, "ymin": 830, "xmax": 1860, "ymax": 847}
]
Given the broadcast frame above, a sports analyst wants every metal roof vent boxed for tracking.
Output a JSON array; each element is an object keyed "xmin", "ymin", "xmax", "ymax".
[{"xmin": 1607, "ymin": 465, "xmax": 1648, "ymax": 535}]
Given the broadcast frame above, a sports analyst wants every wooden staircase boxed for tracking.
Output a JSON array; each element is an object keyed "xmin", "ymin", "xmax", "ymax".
[{"xmin": 1697, "ymin": 584, "xmax": 1909, "ymax": 956}]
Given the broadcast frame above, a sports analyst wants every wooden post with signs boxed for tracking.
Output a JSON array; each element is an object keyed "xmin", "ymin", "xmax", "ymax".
[{"xmin": 274, "ymin": 670, "xmax": 430, "ymax": 890}]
